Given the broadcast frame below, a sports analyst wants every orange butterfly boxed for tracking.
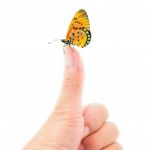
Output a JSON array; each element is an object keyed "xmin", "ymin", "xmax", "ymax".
[{"xmin": 61, "ymin": 9, "xmax": 91, "ymax": 48}]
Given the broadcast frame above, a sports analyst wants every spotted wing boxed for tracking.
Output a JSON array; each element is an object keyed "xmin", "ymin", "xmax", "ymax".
[
  {"xmin": 66, "ymin": 9, "xmax": 90, "ymax": 38},
  {"xmin": 67, "ymin": 27, "xmax": 91, "ymax": 48}
]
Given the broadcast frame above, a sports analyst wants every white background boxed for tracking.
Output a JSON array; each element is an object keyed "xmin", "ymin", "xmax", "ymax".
[{"xmin": 0, "ymin": 0, "xmax": 150, "ymax": 149}]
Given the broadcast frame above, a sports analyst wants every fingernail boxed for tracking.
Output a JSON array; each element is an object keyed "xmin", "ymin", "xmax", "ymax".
[
  {"xmin": 64, "ymin": 47, "xmax": 75, "ymax": 68},
  {"xmin": 83, "ymin": 126, "xmax": 90, "ymax": 138},
  {"xmin": 78, "ymin": 144, "xmax": 85, "ymax": 150}
]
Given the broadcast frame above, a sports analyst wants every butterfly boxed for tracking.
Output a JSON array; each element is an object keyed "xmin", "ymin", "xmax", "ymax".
[{"xmin": 61, "ymin": 9, "xmax": 91, "ymax": 48}]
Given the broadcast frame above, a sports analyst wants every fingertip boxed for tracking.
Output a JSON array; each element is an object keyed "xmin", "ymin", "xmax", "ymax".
[
  {"xmin": 63, "ymin": 46, "xmax": 84, "ymax": 88},
  {"xmin": 64, "ymin": 46, "xmax": 84, "ymax": 73}
]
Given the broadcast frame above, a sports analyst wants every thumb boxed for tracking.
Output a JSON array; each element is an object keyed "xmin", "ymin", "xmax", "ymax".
[{"xmin": 55, "ymin": 46, "xmax": 84, "ymax": 111}]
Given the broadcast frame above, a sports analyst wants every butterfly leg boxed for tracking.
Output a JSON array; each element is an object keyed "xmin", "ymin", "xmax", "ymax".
[{"xmin": 63, "ymin": 44, "xmax": 68, "ymax": 54}]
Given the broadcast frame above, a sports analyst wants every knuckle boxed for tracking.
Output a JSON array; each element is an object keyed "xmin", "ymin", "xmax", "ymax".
[
  {"xmin": 114, "ymin": 142, "xmax": 123, "ymax": 150},
  {"xmin": 64, "ymin": 75, "xmax": 82, "ymax": 88},
  {"xmin": 97, "ymin": 104, "xmax": 109, "ymax": 118},
  {"xmin": 88, "ymin": 103, "xmax": 109, "ymax": 118},
  {"xmin": 51, "ymin": 108, "xmax": 83, "ymax": 127},
  {"xmin": 105, "ymin": 122, "xmax": 120, "ymax": 138}
]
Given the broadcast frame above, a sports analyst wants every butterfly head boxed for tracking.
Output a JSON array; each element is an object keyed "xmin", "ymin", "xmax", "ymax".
[{"xmin": 61, "ymin": 39, "xmax": 73, "ymax": 46}]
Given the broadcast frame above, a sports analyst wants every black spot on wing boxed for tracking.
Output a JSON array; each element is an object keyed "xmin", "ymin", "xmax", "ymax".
[{"xmin": 79, "ymin": 27, "xmax": 91, "ymax": 47}]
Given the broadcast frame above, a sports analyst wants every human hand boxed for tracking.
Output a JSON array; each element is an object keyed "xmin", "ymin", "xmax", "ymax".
[{"xmin": 23, "ymin": 47, "xmax": 122, "ymax": 150}]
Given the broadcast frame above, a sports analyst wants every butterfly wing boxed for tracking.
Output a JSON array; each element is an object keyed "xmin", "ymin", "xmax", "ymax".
[
  {"xmin": 66, "ymin": 9, "xmax": 90, "ymax": 39},
  {"xmin": 67, "ymin": 27, "xmax": 91, "ymax": 48}
]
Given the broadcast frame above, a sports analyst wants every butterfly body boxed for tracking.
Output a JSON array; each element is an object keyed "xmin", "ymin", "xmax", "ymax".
[{"xmin": 61, "ymin": 9, "xmax": 91, "ymax": 48}]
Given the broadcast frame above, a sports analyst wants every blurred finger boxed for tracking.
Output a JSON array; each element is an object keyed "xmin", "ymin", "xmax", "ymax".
[
  {"xmin": 102, "ymin": 142, "xmax": 123, "ymax": 150},
  {"xmin": 83, "ymin": 122, "xmax": 119, "ymax": 150},
  {"xmin": 82, "ymin": 103, "xmax": 109, "ymax": 137}
]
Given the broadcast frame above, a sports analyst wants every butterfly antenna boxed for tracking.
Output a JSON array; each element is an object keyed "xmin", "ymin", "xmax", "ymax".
[{"xmin": 48, "ymin": 38, "xmax": 61, "ymax": 44}]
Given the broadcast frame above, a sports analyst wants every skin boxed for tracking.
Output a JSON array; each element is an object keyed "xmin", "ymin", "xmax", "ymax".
[{"xmin": 23, "ymin": 47, "xmax": 122, "ymax": 150}]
